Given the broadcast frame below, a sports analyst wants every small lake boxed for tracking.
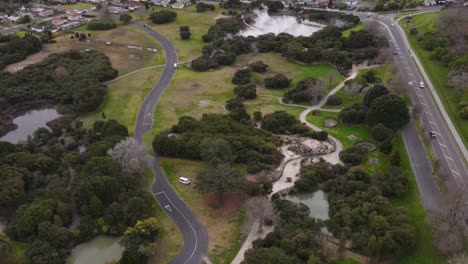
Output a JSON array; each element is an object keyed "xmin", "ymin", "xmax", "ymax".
[
  {"xmin": 67, "ymin": 236, "xmax": 124, "ymax": 264},
  {"xmin": 0, "ymin": 107, "xmax": 60, "ymax": 144},
  {"xmin": 285, "ymin": 190, "xmax": 329, "ymax": 220}
]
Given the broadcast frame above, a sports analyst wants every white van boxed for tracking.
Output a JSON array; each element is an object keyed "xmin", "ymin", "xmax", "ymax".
[{"xmin": 179, "ymin": 177, "xmax": 191, "ymax": 185}]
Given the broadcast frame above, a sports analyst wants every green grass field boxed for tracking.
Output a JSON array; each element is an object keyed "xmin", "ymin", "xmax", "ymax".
[
  {"xmin": 342, "ymin": 21, "xmax": 365, "ymax": 38},
  {"xmin": 145, "ymin": 5, "xmax": 222, "ymax": 62},
  {"xmin": 0, "ymin": 234, "xmax": 27, "ymax": 263},
  {"xmin": 399, "ymin": 12, "xmax": 468, "ymax": 148},
  {"xmin": 62, "ymin": 3, "xmax": 93, "ymax": 10}
]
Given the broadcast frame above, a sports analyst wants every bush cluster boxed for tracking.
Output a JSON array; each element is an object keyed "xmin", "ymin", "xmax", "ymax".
[
  {"xmin": 0, "ymin": 34, "xmax": 42, "ymax": 70},
  {"xmin": 149, "ymin": 10, "xmax": 177, "ymax": 24},
  {"xmin": 264, "ymin": 73, "xmax": 291, "ymax": 89},
  {"xmin": 86, "ymin": 20, "xmax": 117, "ymax": 30}
]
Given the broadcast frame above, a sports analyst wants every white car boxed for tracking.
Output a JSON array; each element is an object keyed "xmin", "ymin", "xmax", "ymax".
[
  {"xmin": 391, "ymin": 23, "xmax": 395, "ymax": 27},
  {"xmin": 173, "ymin": 63, "xmax": 178, "ymax": 69},
  {"xmin": 179, "ymin": 177, "xmax": 191, "ymax": 185},
  {"xmin": 419, "ymin": 81, "xmax": 425, "ymax": 89}
]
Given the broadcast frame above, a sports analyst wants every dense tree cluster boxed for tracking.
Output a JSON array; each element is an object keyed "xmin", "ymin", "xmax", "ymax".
[
  {"xmin": 196, "ymin": 2, "xmax": 216, "ymax": 12},
  {"xmin": 1, "ymin": 119, "xmax": 157, "ymax": 263},
  {"xmin": 305, "ymin": 9, "xmax": 360, "ymax": 30},
  {"xmin": 293, "ymin": 162, "xmax": 414, "ymax": 260},
  {"xmin": 86, "ymin": 20, "xmax": 117, "ymax": 30},
  {"xmin": 264, "ymin": 73, "xmax": 291, "ymax": 89},
  {"xmin": 248, "ymin": 0, "xmax": 284, "ymax": 13},
  {"xmin": 234, "ymin": 83, "xmax": 257, "ymax": 99},
  {"xmin": 261, "ymin": 111, "xmax": 308, "ymax": 134},
  {"xmin": 0, "ymin": 50, "xmax": 117, "ymax": 115},
  {"xmin": 0, "ymin": 34, "xmax": 42, "ymax": 70},
  {"xmin": 149, "ymin": 10, "xmax": 177, "ymax": 24},
  {"xmin": 248, "ymin": 60, "xmax": 269, "ymax": 73},
  {"xmin": 153, "ymin": 114, "xmax": 283, "ymax": 173}
]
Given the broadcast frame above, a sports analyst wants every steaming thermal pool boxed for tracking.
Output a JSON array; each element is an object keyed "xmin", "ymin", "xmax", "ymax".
[{"xmin": 240, "ymin": 9, "xmax": 325, "ymax": 37}]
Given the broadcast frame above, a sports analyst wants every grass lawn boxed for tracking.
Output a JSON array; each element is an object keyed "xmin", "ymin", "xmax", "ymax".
[
  {"xmin": 160, "ymin": 158, "xmax": 246, "ymax": 264},
  {"xmin": 62, "ymin": 3, "xmax": 93, "ymax": 10},
  {"xmin": 81, "ymin": 67, "xmax": 163, "ymax": 133},
  {"xmin": 143, "ymin": 5, "xmax": 223, "ymax": 62},
  {"xmin": 399, "ymin": 12, "xmax": 468, "ymax": 148},
  {"xmin": 342, "ymin": 21, "xmax": 365, "ymax": 38},
  {"xmin": 0, "ymin": 234, "xmax": 27, "ymax": 263}
]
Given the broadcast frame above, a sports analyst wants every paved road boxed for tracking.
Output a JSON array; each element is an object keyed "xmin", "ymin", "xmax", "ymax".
[
  {"xmin": 132, "ymin": 21, "xmax": 209, "ymax": 264},
  {"xmin": 372, "ymin": 10, "xmax": 468, "ymax": 210}
]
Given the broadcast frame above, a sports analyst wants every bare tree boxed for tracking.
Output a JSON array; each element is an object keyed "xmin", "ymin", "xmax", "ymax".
[
  {"xmin": 447, "ymin": 69, "xmax": 468, "ymax": 92},
  {"xmin": 107, "ymin": 137, "xmax": 152, "ymax": 176},
  {"xmin": 374, "ymin": 47, "xmax": 390, "ymax": 65},
  {"xmin": 437, "ymin": 8, "xmax": 468, "ymax": 55},
  {"xmin": 99, "ymin": 7, "xmax": 112, "ymax": 21},
  {"xmin": 448, "ymin": 253, "xmax": 468, "ymax": 264},
  {"xmin": 429, "ymin": 186, "xmax": 468, "ymax": 254},
  {"xmin": 245, "ymin": 196, "xmax": 274, "ymax": 233}
]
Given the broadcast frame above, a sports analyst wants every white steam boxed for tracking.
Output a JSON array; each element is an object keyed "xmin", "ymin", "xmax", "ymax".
[{"xmin": 239, "ymin": 9, "xmax": 324, "ymax": 37}]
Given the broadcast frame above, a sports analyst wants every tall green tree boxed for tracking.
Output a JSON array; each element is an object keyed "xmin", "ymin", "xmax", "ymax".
[
  {"xmin": 200, "ymin": 138, "xmax": 235, "ymax": 165},
  {"xmin": 367, "ymin": 95, "xmax": 409, "ymax": 130}
]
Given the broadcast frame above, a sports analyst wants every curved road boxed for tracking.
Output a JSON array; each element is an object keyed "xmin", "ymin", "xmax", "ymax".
[{"xmin": 132, "ymin": 21, "xmax": 209, "ymax": 264}]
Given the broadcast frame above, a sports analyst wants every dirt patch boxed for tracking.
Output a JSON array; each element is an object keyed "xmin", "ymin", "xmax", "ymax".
[
  {"xmin": 203, "ymin": 192, "xmax": 247, "ymax": 218},
  {"xmin": 198, "ymin": 100, "xmax": 211, "ymax": 107},
  {"xmin": 188, "ymin": 82, "xmax": 202, "ymax": 91}
]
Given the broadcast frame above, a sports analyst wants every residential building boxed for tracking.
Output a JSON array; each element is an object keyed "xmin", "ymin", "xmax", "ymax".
[
  {"xmin": 68, "ymin": 13, "xmax": 82, "ymax": 20},
  {"xmin": 61, "ymin": 21, "xmax": 80, "ymax": 30},
  {"xmin": 52, "ymin": 17, "xmax": 67, "ymax": 26},
  {"xmin": 108, "ymin": 6, "xmax": 129, "ymax": 14},
  {"xmin": 37, "ymin": 9, "xmax": 54, "ymax": 17}
]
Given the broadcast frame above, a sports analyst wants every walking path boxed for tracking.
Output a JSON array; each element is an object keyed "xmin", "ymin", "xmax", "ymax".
[
  {"xmin": 232, "ymin": 63, "xmax": 377, "ymax": 263},
  {"xmin": 104, "ymin": 64, "xmax": 166, "ymax": 84}
]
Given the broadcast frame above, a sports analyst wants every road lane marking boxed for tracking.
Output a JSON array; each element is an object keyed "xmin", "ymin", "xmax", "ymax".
[
  {"xmin": 452, "ymin": 170, "xmax": 461, "ymax": 176},
  {"xmin": 440, "ymin": 143, "xmax": 448, "ymax": 148},
  {"xmin": 430, "ymin": 121, "xmax": 436, "ymax": 125},
  {"xmin": 154, "ymin": 191, "xmax": 165, "ymax": 195},
  {"xmin": 445, "ymin": 155, "xmax": 453, "ymax": 161},
  {"xmin": 164, "ymin": 205, "xmax": 172, "ymax": 212}
]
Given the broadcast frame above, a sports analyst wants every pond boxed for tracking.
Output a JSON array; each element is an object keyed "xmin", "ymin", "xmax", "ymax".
[
  {"xmin": 240, "ymin": 9, "xmax": 324, "ymax": 37},
  {"xmin": 285, "ymin": 190, "xmax": 329, "ymax": 220},
  {"xmin": 67, "ymin": 236, "xmax": 124, "ymax": 264},
  {"xmin": 0, "ymin": 107, "xmax": 60, "ymax": 144}
]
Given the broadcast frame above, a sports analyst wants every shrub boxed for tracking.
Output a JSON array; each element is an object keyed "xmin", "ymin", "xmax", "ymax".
[
  {"xmin": 303, "ymin": 131, "xmax": 328, "ymax": 141},
  {"xmin": 262, "ymin": 111, "xmax": 308, "ymax": 134},
  {"xmin": 180, "ymin": 31, "xmax": 191, "ymax": 40},
  {"xmin": 234, "ymin": 83, "xmax": 257, "ymax": 99},
  {"xmin": 390, "ymin": 150, "xmax": 401, "ymax": 166},
  {"xmin": 87, "ymin": 20, "xmax": 117, "ymax": 30},
  {"xmin": 196, "ymin": 2, "xmax": 215, "ymax": 12},
  {"xmin": 371, "ymin": 123, "xmax": 392, "ymax": 142},
  {"xmin": 339, "ymin": 104, "xmax": 368, "ymax": 124},
  {"xmin": 254, "ymin": 111, "xmax": 262, "ymax": 121},
  {"xmin": 149, "ymin": 10, "xmax": 177, "ymax": 24},
  {"xmin": 363, "ymin": 85, "xmax": 389, "ymax": 106},
  {"xmin": 410, "ymin": 28, "xmax": 418, "ymax": 35},
  {"xmin": 339, "ymin": 146, "xmax": 368, "ymax": 165},
  {"xmin": 326, "ymin": 95, "xmax": 342, "ymax": 106},
  {"xmin": 379, "ymin": 139, "xmax": 393, "ymax": 154},
  {"xmin": 232, "ymin": 69, "xmax": 251, "ymax": 85},
  {"xmin": 191, "ymin": 57, "xmax": 217, "ymax": 71},
  {"xmin": 264, "ymin": 73, "xmax": 291, "ymax": 89},
  {"xmin": 119, "ymin": 14, "xmax": 132, "ymax": 24},
  {"xmin": 225, "ymin": 97, "xmax": 245, "ymax": 111},
  {"xmin": 249, "ymin": 61, "xmax": 269, "ymax": 73},
  {"xmin": 460, "ymin": 106, "xmax": 468, "ymax": 120}
]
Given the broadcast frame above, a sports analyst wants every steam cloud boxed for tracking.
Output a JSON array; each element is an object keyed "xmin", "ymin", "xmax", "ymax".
[{"xmin": 239, "ymin": 9, "xmax": 324, "ymax": 37}]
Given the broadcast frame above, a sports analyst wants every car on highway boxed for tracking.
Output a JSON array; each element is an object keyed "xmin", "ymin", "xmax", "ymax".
[
  {"xmin": 419, "ymin": 81, "xmax": 425, "ymax": 89},
  {"xmin": 173, "ymin": 63, "xmax": 178, "ymax": 69},
  {"xmin": 391, "ymin": 23, "xmax": 395, "ymax": 27},
  {"xmin": 429, "ymin": 131, "xmax": 436, "ymax": 138},
  {"xmin": 394, "ymin": 50, "xmax": 398, "ymax": 55},
  {"xmin": 179, "ymin": 177, "xmax": 191, "ymax": 185}
]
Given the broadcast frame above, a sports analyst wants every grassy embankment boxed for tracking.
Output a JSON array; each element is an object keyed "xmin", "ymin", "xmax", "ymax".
[
  {"xmin": 0, "ymin": 234, "xmax": 27, "ymax": 264},
  {"xmin": 76, "ymin": 25, "xmax": 164, "ymax": 131},
  {"xmin": 306, "ymin": 111, "xmax": 446, "ymax": 264},
  {"xmin": 342, "ymin": 21, "xmax": 365, "ymax": 38},
  {"xmin": 398, "ymin": 12, "xmax": 468, "ymax": 148}
]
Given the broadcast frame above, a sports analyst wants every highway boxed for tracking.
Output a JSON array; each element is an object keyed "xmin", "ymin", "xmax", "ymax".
[
  {"xmin": 132, "ymin": 21, "xmax": 209, "ymax": 264},
  {"xmin": 373, "ymin": 10, "xmax": 468, "ymax": 210}
]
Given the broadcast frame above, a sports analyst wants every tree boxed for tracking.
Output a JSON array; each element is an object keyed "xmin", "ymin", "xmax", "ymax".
[
  {"xmin": 196, "ymin": 2, "xmax": 215, "ymax": 12},
  {"xmin": 325, "ymin": 71, "xmax": 341, "ymax": 90},
  {"xmin": 121, "ymin": 217, "xmax": 160, "ymax": 256},
  {"xmin": 249, "ymin": 61, "xmax": 268, "ymax": 73},
  {"xmin": 437, "ymin": 7, "xmax": 468, "ymax": 55},
  {"xmin": 448, "ymin": 253, "xmax": 468, "ymax": 264},
  {"xmin": 430, "ymin": 187, "xmax": 468, "ymax": 253},
  {"xmin": 107, "ymin": 137, "xmax": 152, "ymax": 176},
  {"xmin": 285, "ymin": 78, "xmax": 326, "ymax": 104},
  {"xmin": 243, "ymin": 247, "xmax": 298, "ymax": 264},
  {"xmin": 379, "ymin": 139, "xmax": 393, "ymax": 154},
  {"xmin": 199, "ymin": 138, "xmax": 235, "ymax": 166},
  {"xmin": 246, "ymin": 197, "xmax": 274, "ymax": 233},
  {"xmin": 389, "ymin": 150, "xmax": 401, "ymax": 166},
  {"xmin": 0, "ymin": 166, "xmax": 27, "ymax": 209},
  {"xmin": 196, "ymin": 163, "xmax": 243, "ymax": 205},
  {"xmin": 261, "ymin": 111, "xmax": 307, "ymax": 134},
  {"xmin": 234, "ymin": 83, "xmax": 257, "ymax": 99},
  {"xmin": 371, "ymin": 123, "xmax": 391, "ymax": 142},
  {"xmin": 254, "ymin": 111, "xmax": 262, "ymax": 121},
  {"xmin": 99, "ymin": 7, "xmax": 112, "ymax": 21},
  {"xmin": 119, "ymin": 13, "xmax": 132, "ymax": 24},
  {"xmin": 179, "ymin": 25, "xmax": 191, "ymax": 40},
  {"xmin": 367, "ymin": 95, "xmax": 409, "ymax": 130},
  {"xmin": 26, "ymin": 240, "xmax": 66, "ymax": 264},
  {"xmin": 16, "ymin": 15, "xmax": 30, "ymax": 24},
  {"xmin": 363, "ymin": 85, "xmax": 389, "ymax": 106},
  {"xmin": 232, "ymin": 69, "xmax": 251, "ymax": 85},
  {"xmin": 264, "ymin": 73, "xmax": 291, "ymax": 89},
  {"xmin": 149, "ymin": 10, "xmax": 177, "ymax": 24}
]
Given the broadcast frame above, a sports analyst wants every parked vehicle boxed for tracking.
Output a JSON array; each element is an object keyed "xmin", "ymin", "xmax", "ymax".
[{"xmin": 179, "ymin": 177, "xmax": 191, "ymax": 185}]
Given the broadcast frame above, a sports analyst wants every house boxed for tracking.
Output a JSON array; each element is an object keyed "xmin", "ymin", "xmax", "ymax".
[
  {"xmin": 127, "ymin": 1, "xmax": 144, "ymax": 10},
  {"xmin": 61, "ymin": 21, "xmax": 80, "ymax": 30},
  {"xmin": 52, "ymin": 17, "xmax": 67, "ymax": 26},
  {"xmin": 68, "ymin": 13, "xmax": 82, "ymax": 20},
  {"xmin": 108, "ymin": 6, "xmax": 129, "ymax": 14},
  {"xmin": 7, "ymin": 16, "xmax": 21, "ymax": 23},
  {"xmin": 31, "ymin": 24, "xmax": 46, "ymax": 32},
  {"xmin": 171, "ymin": 2, "xmax": 185, "ymax": 8},
  {"xmin": 37, "ymin": 9, "xmax": 54, "ymax": 17}
]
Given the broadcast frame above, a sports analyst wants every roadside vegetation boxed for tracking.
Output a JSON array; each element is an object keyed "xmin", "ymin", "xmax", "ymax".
[{"xmin": 398, "ymin": 10, "xmax": 468, "ymax": 147}]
